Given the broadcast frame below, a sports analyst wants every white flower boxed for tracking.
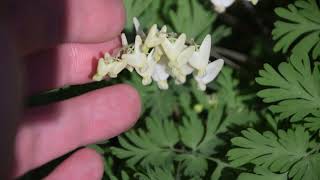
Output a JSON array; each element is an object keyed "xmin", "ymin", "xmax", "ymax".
[
  {"xmin": 152, "ymin": 58, "xmax": 170, "ymax": 90},
  {"xmin": 189, "ymin": 35, "xmax": 211, "ymax": 76},
  {"xmin": 194, "ymin": 59, "xmax": 224, "ymax": 91},
  {"xmin": 142, "ymin": 25, "xmax": 167, "ymax": 52},
  {"xmin": 136, "ymin": 49, "xmax": 157, "ymax": 85},
  {"xmin": 121, "ymin": 33, "xmax": 128, "ymax": 46},
  {"xmin": 211, "ymin": 0, "xmax": 235, "ymax": 13},
  {"xmin": 169, "ymin": 46, "xmax": 195, "ymax": 83},
  {"xmin": 92, "ymin": 53, "xmax": 127, "ymax": 81},
  {"xmin": 161, "ymin": 33, "xmax": 187, "ymax": 62},
  {"xmin": 133, "ymin": 17, "xmax": 146, "ymax": 38},
  {"xmin": 121, "ymin": 35, "xmax": 147, "ymax": 68}
]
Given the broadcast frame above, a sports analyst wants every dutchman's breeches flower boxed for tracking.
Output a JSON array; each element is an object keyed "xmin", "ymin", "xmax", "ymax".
[
  {"xmin": 92, "ymin": 17, "xmax": 224, "ymax": 91},
  {"xmin": 189, "ymin": 35, "xmax": 211, "ymax": 76},
  {"xmin": 211, "ymin": 0, "xmax": 259, "ymax": 13},
  {"xmin": 194, "ymin": 59, "xmax": 224, "ymax": 91}
]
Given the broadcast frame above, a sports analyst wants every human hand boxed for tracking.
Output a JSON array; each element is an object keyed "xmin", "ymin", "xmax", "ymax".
[{"xmin": 0, "ymin": 0, "xmax": 141, "ymax": 179}]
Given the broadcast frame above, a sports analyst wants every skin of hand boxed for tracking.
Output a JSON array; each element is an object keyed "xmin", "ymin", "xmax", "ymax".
[{"xmin": 0, "ymin": 0, "xmax": 141, "ymax": 179}]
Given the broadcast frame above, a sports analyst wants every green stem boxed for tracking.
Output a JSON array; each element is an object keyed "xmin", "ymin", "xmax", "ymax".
[{"xmin": 170, "ymin": 148, "xmax": 245, "ymax": 171}]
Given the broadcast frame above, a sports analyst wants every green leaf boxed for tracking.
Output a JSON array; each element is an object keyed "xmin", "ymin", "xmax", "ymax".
[
  {"xmin": 179, "ymin": 116, "xmax": 204, "ymax": 150},
  {"xmin": 304, "ymin": 115, "xmax": 320, "ymax": 131},
  {"xmin": 168, "ymin": 0, "xmax": 216, "ymax": 42},
  {"xmin": 237, "ymin": 166, "xmax": 287, "ymax": 180},
  {"xmin": 272, "ymin": 0, "xmax": 320, "ymax": 59},
  {"xmin": 135, "ymin": 167, "xmax": 175, "ymax": 180},
  {"xmin": 197, "ymin": 105, "xmax": 225, "ymax": 156},
  {"xmin": 227, "ymin": 127, "xmax": 310, "ymax": 172},
  {"xmin": 123, "ymin": 0, "xmax": 152, "ymax": 31},
  {"xmin": 121, "ymin": 171, "xmax": 130, "ymax": 180},
  {"xmin": 256, "ymin": 55, "xmax": 320, "ymax": 122},
  {"xmin": 86, "ymin": 144, "xmax": 105, "ymax": 154},
  {"xmin": 139, "ymin": 0, "xmax": 164, "ymax": 28},
  {"xmin": 288, "ymin": 153, "xmax": 320, "ymax": 180},
  {"xmin": 177, "ymin": 154, "xmax": 208, "ymax": 177},
  {"xmin": 126, "ymin": 73, "xmax": 177, "ymax": 120},
  {"xmin": 111, "ymin": 118, "xmax": 178, "ymax": 167}
]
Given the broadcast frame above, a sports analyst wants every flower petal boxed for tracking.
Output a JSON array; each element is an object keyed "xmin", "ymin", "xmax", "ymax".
[
  {"xmin": 133, "ymin": 17, "xmax": 146, "ymax": 38},
  {"xmin": 189, "ymin": 35, "xmax": 211, "ymax": 71},
  {"xmin": 152, "ymin": 59, "xmax": 170, "ymax": 82},
  {"xmin": 200, "ymin": 59, "xmax": 224, "ymax": 84},
  {"xmin": 177, "ymin": 46, "xmax": 195, "ymax": 67}
]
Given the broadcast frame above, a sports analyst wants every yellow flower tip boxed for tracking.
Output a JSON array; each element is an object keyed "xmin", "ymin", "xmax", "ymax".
[
  {"xmin": 158, "ymin": 80, "xmax": 169, "ymax": 90},
  {"xmin": 142, "ymin": 45, "xmax": 149, "ymax": 54},
  {"xmin": 92, "ymin": 74, "xmax": 103, "ymax": 81},
  {"xmin": 197, "ymin": 69, "xmax": 206, "ymax": 77},
  {"xmin": 194, "ymin": 104, "xmax": 204, "ymax": 113},
  {"xmin": 126, "ymin": 66, "xmax": 134, "ymax": 72},
  {"xmin": 251, "ymin": 0, "xmax": 258, "ymax": 5},
  {"xmin": 142, "ymin": 77, "xmax": 152, "ymax": 85}
]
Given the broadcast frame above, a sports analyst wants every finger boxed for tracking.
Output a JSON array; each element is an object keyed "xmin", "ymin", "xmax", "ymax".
[
  {"xmin": 14, "ymin": 84, "xmax": 141, "ymax": 177},
  {"xmin": 6, "ymin": 0, "xmax": 125, "ymax": 55},
  {"xmin": 24, "ymin": 37, "xmax": 121, "ymax": 95},
  {"xmin": 44, "ymin": 148, "xmax": 103, "ymax": 180}
]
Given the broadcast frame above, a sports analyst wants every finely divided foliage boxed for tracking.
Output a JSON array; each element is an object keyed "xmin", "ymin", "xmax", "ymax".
[
  {"xmin": 272, "ymin": 0, "xmax": 320, "ymax": 59},
  {"xmin": 256, "ymin": 55, "xmax": 320, "ymax": 124}
]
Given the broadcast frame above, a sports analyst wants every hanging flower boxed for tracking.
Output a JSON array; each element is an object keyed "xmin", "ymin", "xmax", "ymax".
[
  {"xmin": 121, "ymin": 35, "xmax": 147, "ymax": 68},
  {"xmin": 152, "ymin": 58, "xmax": 170, "ymax": 90},
  {"xmin": 211, "ymin": 0, "xmax": 259, "ymax": 13},
  {"xmin": 136, "ymin": 49, "xmax": 157, "ymax": 85},
  {"xmin": 92, "ymin": 53, "xmax": 127, "ymax": 81},
  {"xmin": 194, "ymin": 59, "xmax": 224, "ymax": 91},
  {"xmin": 189, "ymin": 35, "xmax": 211, "ymax": 76},
  {"xmin": 211, "ymin": 0, "xmax": 235, "ymax": 13},
  {"xmin": 161, "ymin": 33, "xmax": 187, "ymax": 62},
  {"xmin": 92, "ymin": 17, "xmax": 224, "ymax": 91}
]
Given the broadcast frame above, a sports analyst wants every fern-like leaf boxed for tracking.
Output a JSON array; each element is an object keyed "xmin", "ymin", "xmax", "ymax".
[
  {"xmin": 169, "ymin": 0, "xmax": 216, "ymax": 42},
  {"xmin": 111, "ymin": 118, "xmax": 178, "ymax": 167},
  {"xmin": 256, "ymin": 55, "xmax": 320, "ymax": 122},
  {"xmin": 135, "ymin": 167, "xmax": 175, "ymax": 180},
  {"xmin": 272, "ymin": 0, "xmax": 320, "ymax": 59},
  {"xmin": 237, "ymin": 166, "xmax": 287, "ymax": 180},
  {"xmin": 227, "ymin": 127, "xmax": 309, "ymax": 172},
  {"xmin": 227, "ymin": 127, "xmax": 320, "ymax": 180}
]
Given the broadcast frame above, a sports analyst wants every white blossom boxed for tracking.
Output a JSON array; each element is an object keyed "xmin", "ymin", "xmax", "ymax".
[
  {"xmin": 211, "ymin": 0, "xmax": 259, "ymax": 13},
  {"xmin": 194, "ymin": 59, "xmax": 224, "ymax": 91},
  {"xmin": 121, "ymin": 35, "xmax": 147, "ymax": 68},
  {"xmin": 93, "ymin": 18, "xmax": 224, "ymax": 91},
  {"xmin": 211, "ymin": 0, "xmax": 235, "ymax": 13},
  {"xmin": 133, "ymin": 17, "xmax": 146, "ymax": 38},
  {"xmin": 152, "ymin": 58, "xmax": 170, "ymax": 90},
  {"xmin": 92, "ymin": 53, "xmax": 127, "ymax": 81},
  {"xmin": 161, "ymin": 33, "xmax": 187, "ymax": 62},
  {"xmin": 189, "ymin": 35, "xmax": 211, "ymax": 76},
  {"xmin": 142, "ymin": 25, "xmax": 167, "ymax": 52},
  {"xmin": 136, "ymin": 49, "xmax": 157, "ymax": 85},
  {"xmin": 121, "ymin": 33, "xmax": 128, "ymax": 46}
]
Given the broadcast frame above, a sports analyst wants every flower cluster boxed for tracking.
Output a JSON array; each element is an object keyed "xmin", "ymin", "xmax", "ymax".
[
  {"xmin": 211, "ymin": 0, "xmax": 259, "ymax": 13},
  {"xmin": 92, "ymin": 18, "xmax": 224, "ymax": 91}
]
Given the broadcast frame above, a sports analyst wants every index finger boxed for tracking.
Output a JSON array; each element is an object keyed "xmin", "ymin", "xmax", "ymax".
[{"xmin": 7, "ymin": 0, "xmax": 125, "ymax": 55}]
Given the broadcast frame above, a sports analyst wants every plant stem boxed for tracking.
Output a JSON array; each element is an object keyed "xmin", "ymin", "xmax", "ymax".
[{"xmin": 170, "ymin": 148, "xmax": 245, "ymax": 171}]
